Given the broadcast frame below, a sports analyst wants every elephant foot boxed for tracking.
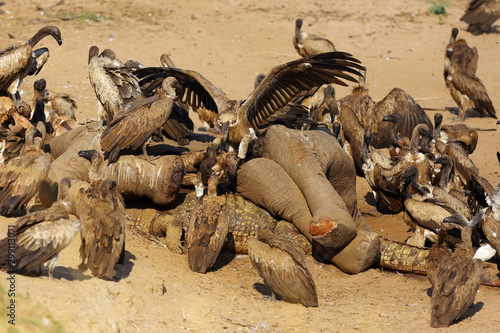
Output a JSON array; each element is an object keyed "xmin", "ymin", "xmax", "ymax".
[
  {"xmin": 309, "ymin": 217, "xmax": 357, "ymax": 250},
  {"xmin": 315, "ymin": 230, "xmax": 381, "ymax": 274}
]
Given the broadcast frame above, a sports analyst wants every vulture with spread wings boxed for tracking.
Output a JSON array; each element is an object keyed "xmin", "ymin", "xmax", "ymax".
[{"xmin": 133, "ymin": 51, "xmax": 365, "ymax": 159}]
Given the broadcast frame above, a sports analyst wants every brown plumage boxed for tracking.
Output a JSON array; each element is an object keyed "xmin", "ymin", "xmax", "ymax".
[
  {"xmin": 444, "ymin": 49, "xmax": 496, "ymax": 120},
  {"xmin": 0, "ymin": 106, "xmax": 34, "ymax": 164},
  {"xmin": 481, "ymin": 183, "xmax": 500, "ymax": 253},
  {"xmin": 76, "ymin": 150, "xmax": 125, "ymax": 280},
  {"xmin": 432, "ymin": 156, "xmax": 471, "ymax": 219},
  {"xmin": 134, "ymin": 52, "xmax": 364, "ymax": 160},
  {"xmin": 78, "ymin": 181, "xmax": 125, "ymax": 278},
  {"xmin": 34, "ymin": 78, "xmax": 77, "ymax": 120},
  {"xmin": 362, "ymin": 160, "xmax": 405, "ymax": 213},
  {"xmin": 88, "ymin": 46, "xmax": 142, "ymax": 124},
  {"xmin": 460, "ymin": 0, "xmax": 500, "ymax": 34},
  {"xmin": 430, "ymin": 226, "xmax": 482, "ymax": 328},
  {"xmin": 443, "ymin": 28, "xmax": 478, "ymax": 88},
  {"xmin": 248, "ymin": 228, "xmax": 318, "ymax": 307},
  {"xmin": 289, "ymin": 83, "xmax": 339, "ymax": 127},
  {"xmin": 0, "ymin": 26, "xmax": 61, "ymax": 100},
  {"xmin": 186, "ymin": 147, "xmax": 237, "ymax": 272},
  {"xmin": 340, "ymin": 69, "xmax": 432, "ymax": 148},
  {"xmin": 186, "ymin": 181, "xmax": 230, "ymax": 274},
  {"xmin": 0, "ymin": 125, "xmax": 51, "ymax": 215},
  {"xmin": 376, "ymin": 124, "xmax": 435, "ymax": 187},
  {"xmin": 425, "ymin": 230, "xmax": 452, "ymax": 286},
  {"xmin": 293, "ymin": 18, "xmax": 336, "ymax": 57},
  {"xmin": 443, "ymin": 140, "xmax": 479, "ymax": 185},
  {"xmin": 441, "ymin": 124, "xmax": 478, "ymax": 155},
  {"xmin": 158, "ymin": 54, "xmax": 194, "ymax": 144},
  {"xmin": 402, "ymin": 166, "xmax": 465, "ymax": 246},
  {"xmin": 100, "ymin": 77, "xmax": 183, "ymax": 163},
  {"xmin": 0, "ymin": 178, "xmax": 79, "ymax": 279},
  {"xmin": 434, "ymin": 112, "xmax": 479, "ymax": 155}
]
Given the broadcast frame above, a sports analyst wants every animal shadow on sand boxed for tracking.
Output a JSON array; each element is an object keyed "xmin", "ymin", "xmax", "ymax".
[
  {"xmin": 445, "ymin": 107, "xmax": 494, "ymax": 119},
  {"xmin": 253, "ymin": 283, "xmax": 278, "ymax": 300},
  {"xmin": 363, "ymin": 192, "xmax": 395, "ymax": 215},
  {"xmin": 206, "ymin": 248, "xmax": 236, "ymax": 273},
  {"xmin": 114, "ymin": 250, "xmax": 136, "ymax": 280},
  {"xmin": 52, "ymin": 250, "xmax": 135, "ymax": 281}
]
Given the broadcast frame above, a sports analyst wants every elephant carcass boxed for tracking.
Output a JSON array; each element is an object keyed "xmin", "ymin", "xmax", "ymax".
[
  {"xmin": 42, "ymin": 123, "xmax": 184, "ymax": 210},
  {"xmin": 237, "ymin": 126, "xmax": 380, "ymax": 274}
]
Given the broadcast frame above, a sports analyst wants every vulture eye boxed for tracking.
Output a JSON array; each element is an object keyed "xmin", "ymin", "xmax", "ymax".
[
  {"xmin": 230, "ymin": 119, "xmax": 238, "ymax": 127},
  {"xmin": 217, "ymin": 120, "xmax": 222, "ymax": 127}
]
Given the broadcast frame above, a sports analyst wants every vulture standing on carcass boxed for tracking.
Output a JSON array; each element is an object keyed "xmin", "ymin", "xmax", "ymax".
[
  {"xmin": 133, "ymin": 52, "xmax": 365, "ymax": 160},
  {"xmin": 100, "ymin": 76, "xmax": 184, "ymax": 163}
]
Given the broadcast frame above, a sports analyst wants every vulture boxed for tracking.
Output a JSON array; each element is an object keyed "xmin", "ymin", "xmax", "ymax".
[
  {"xmin": 444, "ymin": 49, "xmax": 496, "ymax": 120},
  {"xmin": 33, "ymin": 78, "xmax": 77, "ymax": 120},
  {"xmin": 133, "ymin": 52, "xmax": 365, "ymax": 160},
  {"xmin": 76, "ymin": 149, "xmax": 126, "ymax": 280},
  {"xmin": 88, "ymin": 46, "xmax": 142, "ymax": 124},
  {"xmin": 425, "ymin": 230, "xmax": 452, "ymax": 286},
  {"xmin": 100, "ymin": 76, "xmax": 183, "ymax": 163},
  {"xmin": 0, "ymin": 124, "xmax": 51, "ymax": 215},
  {"xmin": 0, "ymin": 178, "xmax": 79, "ymax": 279},
  {"xmin": 187, "ymin": 161, "xmax": 231, "ymax": 273},
  {"xmin": 430, "ymin": 227, "xmax": 482, "ymax": 328},
  {"xmin": 293, "ymin": 18, "xmax": 336, "ymax": 57},
  {"xmin": 443, "ymin": 28, "xmax": 478, "ymax": 88},
  {"xmin": 248, "ymin": 228, "xmax": 318, "ymax": 307},
  {"xmin": 460, "ymin": 0, "xmax": 500, "ymax": 34},
  {"xmin": 339, "ymin": 68, "xmax": 433, "ymax": 148},
  {"xmin": 0, "ymin": 26, "xmax": 62, "ymax": 100},
  {"xmin": 193, "ymin": 146, "xmax": 237, "ymax": 198}
]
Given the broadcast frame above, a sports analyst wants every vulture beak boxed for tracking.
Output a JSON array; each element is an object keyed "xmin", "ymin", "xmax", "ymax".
[
  {"xmin": 78, "ymin": 149, "xmax": 98, "ymax": 162},
  {"xmin": 421, "ymin": 128, "xmax": 434, "ymax": 141},
  {"xmin": 31, "ymin": 48, "xmax": 50, "ymax": 76},
  {"xmin": 220, "ymin": 121, "xmax": 230, "ymax": 142},
  {"xmin": 382, "ymin": 114, "xmax": 394, "ymax": 122},
  {"xmin": 33, "ymin": 128, "xmax": 44, "ymax": 138},
  {"xmin": 211, "ymin": 121, "xmax": 230, "ymax": 152},
  {"xmin": 434, "ymin": 156, "xmax": 446, "ymax": 165}
]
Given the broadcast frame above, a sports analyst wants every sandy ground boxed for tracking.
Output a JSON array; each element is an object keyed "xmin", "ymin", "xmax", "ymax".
[{"xmin": 0, "ymin": 0, "xmax": 500, "ymax": 332}]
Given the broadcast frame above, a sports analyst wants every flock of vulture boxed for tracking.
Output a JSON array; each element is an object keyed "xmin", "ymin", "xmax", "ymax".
[{"xmin": 0, "ymin": 0, "xmax": 499, "ymax": 328}]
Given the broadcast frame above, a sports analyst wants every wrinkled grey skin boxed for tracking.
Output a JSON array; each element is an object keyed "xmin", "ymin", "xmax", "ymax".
[
  {"xmin": 237, "ymin": 125, "xmax": 380, "ymax": 274},
  {"xmin": 41, "ymin": 122, "xmax": 184, "ymax": 211}
]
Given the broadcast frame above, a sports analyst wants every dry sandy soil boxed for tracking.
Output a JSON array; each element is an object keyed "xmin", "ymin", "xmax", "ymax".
[{"xmin": 0, "ymin": 0, "xmax": 499, "ymax": 332}]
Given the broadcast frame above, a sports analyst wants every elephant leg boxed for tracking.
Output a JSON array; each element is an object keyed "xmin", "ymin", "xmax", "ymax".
[
  {"xmin": 262, "ymin": 125, "xmax": 357, "ymax": 249},
  {"xmin": 237, "ymin": 158, "xmax": 312, "ymax": 238},
  {"xmin": 314, "ymin": 231, "xmax": 380, "ymax": 274},
  {"xmin": 305, "ymin": 129, "xmax": 371, "ymax": 231},
  {"xmin": 237, "ymin": 157, "xmax": 378, "ymax": 274}
]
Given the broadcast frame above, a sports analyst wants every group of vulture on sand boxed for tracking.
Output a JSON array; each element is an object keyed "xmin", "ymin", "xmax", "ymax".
[{"xmin": 0, "ymin": 2, "xmax": 499, "ymax": 328}]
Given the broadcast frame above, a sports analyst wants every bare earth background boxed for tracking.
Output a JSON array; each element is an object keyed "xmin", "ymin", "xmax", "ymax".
[{"xmin": 0, "ymin": 0, "xmax": 499, "ymax": 332}]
